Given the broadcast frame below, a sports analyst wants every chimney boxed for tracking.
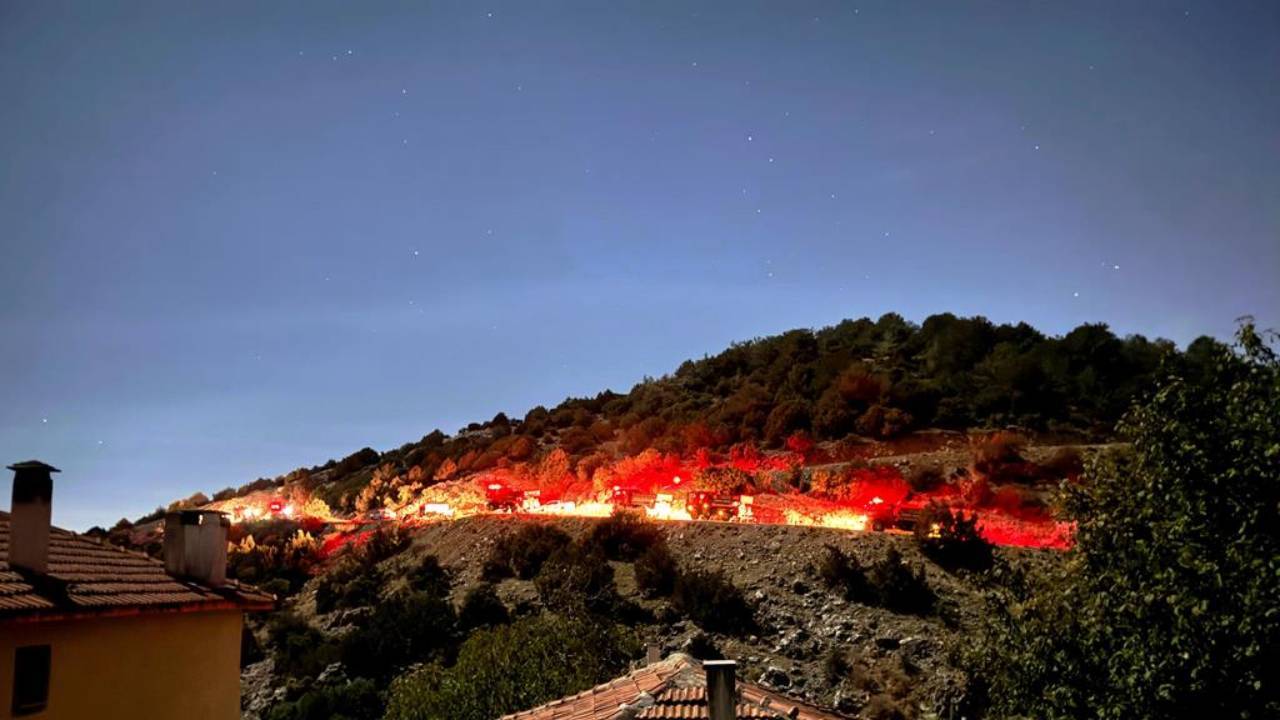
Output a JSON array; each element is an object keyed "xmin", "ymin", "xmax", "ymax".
[
  {"xmin": 7, "ymin": 460, "xmax": 59, "ymax": 574},
  {"xmin": 645, "ymin": 645, "xmax": 662, "ymax": 665},
  {"xmin": 704, "ymin": 660, "xmax": 737, "ymax": 720},
  {"xmin": 164, "ymin": 510, "xmax": 229, "ymax": 587}
]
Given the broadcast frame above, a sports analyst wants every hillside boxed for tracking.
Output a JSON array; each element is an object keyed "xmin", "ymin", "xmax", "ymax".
[
  {"xmin": 100, "ymin": 313, "xmax": 1239, "ymax": 720},
  {"xmin": 130, "ymin": 312, "xmax": 1216, "ymax": 527}
]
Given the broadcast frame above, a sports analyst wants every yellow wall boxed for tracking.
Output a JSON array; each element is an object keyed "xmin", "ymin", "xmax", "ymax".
[{"xmin": 0, "ymin": 609, "xmax": 244, "ymax": 720}]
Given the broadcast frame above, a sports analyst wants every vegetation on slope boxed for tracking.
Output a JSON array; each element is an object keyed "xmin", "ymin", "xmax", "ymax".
[
  {"xmin": 964, "ymin": 321, "xmax": 1279, "ymax": 719},
  {"xmin": 139, "ymin": 313, "xmax": 1223, "ymax": 520}
]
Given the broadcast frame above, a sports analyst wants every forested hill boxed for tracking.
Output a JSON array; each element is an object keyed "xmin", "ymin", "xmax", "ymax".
[{"xmin": 154, "ymin": 312, "xmax": 1224, "ymax": 519}]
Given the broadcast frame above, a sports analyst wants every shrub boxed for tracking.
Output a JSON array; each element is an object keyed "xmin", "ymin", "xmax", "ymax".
[
  {"xmin": 914, "ymin": 503, "xmax": 994, "ymax": 571},
  {"xmin": 905, "ymin": 466, "xmax": 945, "ymax": 493},
  {"xmin": 360, "ymin": 524, "xmax": 412, "ymax": 563},
  {"xmin": 816, "ymin": 544, "xmax": 875, "ymax": 603},
  {"xmin": 868, "ymin": 547, "xmax": 934, "ymax": 616},
  {"xmin": 583, "ymin": 511, "xmax": 660, "ymax": 561},
  {"xmin": 264, "ymin": 679, "xmax": 381, "ymax": 720},
  {"xmin": 383, "ymin": 614, "xmax": 638, "ymax": 720},
  {"xmin": 314, "ymin": 557, "xmax": 382, "ymax": 613},
  {"xmin": 684, "ymin": 632, "xmax": 724, "ymax": 660},
  {"xmin": 534, "ymin": 546, "xmax": 619, "ymax": 617},
  {"xmin": 340, "ymin": 590, "xmax": 458, "ymax": 682},
  {"xmin": 634, "ymin": 542, "xmax": 678, "ymax": 597},
  {"xmin": 672, "ymin": 569, "xmax": 756, "ymax": 635},
  {"xmin": 459, "ymin": 583, "xmax": 510, "ymax": 630},
  {"xmin": 692, "ymin": 466, "xmax": 753, "ymax": 495},
  {"xmin": 972, "ymin": 425, "xmax": 1024, "ymax": 476},
  {"xmin": 267, "ymin": 612, "xmax": 337, "ymax": 679},
  {"xmin": 482, "ymin": 524, "xmax": 573, "ymax": 581},
  {"xmin": 407, "ymin": 555, "xmax": 451, "ymax": 597}
]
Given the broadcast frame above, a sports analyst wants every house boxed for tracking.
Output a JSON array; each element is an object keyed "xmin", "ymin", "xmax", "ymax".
[
  {"xmin": 501, "ymin": 652, "xmax": 848, "ymax": 720},
  {"xmin": 0, "ymin": 461, "xmax": 274, "ymax": 720}
]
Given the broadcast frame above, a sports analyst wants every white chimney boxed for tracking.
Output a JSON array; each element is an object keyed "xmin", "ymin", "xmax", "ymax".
[
  {"xmin": 7, "ymin": 460, "xmax": 58, "ymax": 575},
  {"xmin": 164, "ymin": 509, "xmax": 229, "ymax": 587},
  {"xmin": 704, "ymin": 660, "xmax": 737, "ymax": 720}
]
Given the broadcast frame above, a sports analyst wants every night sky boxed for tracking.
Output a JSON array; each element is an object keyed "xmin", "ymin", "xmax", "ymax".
[{"xmin": 2, "ymin": 2, "xmax": 1277, "ymax": 529}]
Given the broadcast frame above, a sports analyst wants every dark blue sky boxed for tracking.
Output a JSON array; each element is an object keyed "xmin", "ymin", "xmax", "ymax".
[{"xmin": 2, "ymin": 2, "xmax": 1277, "ymax": 529}]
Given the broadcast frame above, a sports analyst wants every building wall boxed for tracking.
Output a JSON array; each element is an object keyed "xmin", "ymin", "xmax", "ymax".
[{"xmin": 0, "ymin": 609, "xmax": 244, "ymax": 720}]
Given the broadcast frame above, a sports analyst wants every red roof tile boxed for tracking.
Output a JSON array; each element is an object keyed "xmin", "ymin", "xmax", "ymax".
[
  {"xmin": 500, "ymin": 654, "xmax": 848, "ymax": 720},
  {"xmin": 0, "ymin": 510, "xmax": 274, "ymax": 623}
]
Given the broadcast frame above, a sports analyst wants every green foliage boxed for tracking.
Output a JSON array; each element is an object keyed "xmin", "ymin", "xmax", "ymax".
[
  {"xmin": 315, "ymin": 557, "xmax": 383, "ymax": 613},
  {"xmin": 406, "ymin": 555, "xmax": 451, "ymax": 597},
  {"xmin": 341, "ymin": 590, "xmax": 458, "ymax": 682},
  {"xmin": 265, "ymin": 679, "xmax": 381, "ymax": 720},
  {"xmin": 383, "ymin": 614, "xmax": 638, "ymax": 720},
  {"xmin": 816, "ymin": 544, "xmax": 876, "ymax": 603},
  {"xmin": 634, "ymin": 541, "xmax": 678, "ymax": 597},
  {"xmin": 583, "ymin": 511, "xmax": 661, "ymax": 561},
  {"xmin": 533, "ymin": 545, "xmax": 621, "ymax": 617},
  {"xmin": 966, "ymin": 322, "xmax": 1280, "ymax": 719},
  {"xmin": 267, "ymin": 612, "xmax": 338, "ymax": 679},
  {"xmin": 820, "ymin": 544, "xmax": 934, "ymax": 615},
  {"xmin": 915, "ymin": 503, "xmax": 994, "ymax": 572},
  {"xmin": 458, "ymin": 583, "xmax": 510, "ymax": 630},
  {"xmin": 868, "ymin": 547, "xmax": 935, "ymax": 615},
  {"xmin": 672, "ymin": 569, "xmax": 756, "ymax": 635},
  {"xmin": 481, "ymin": 524, "xmax": 573, "ymax": 581}
]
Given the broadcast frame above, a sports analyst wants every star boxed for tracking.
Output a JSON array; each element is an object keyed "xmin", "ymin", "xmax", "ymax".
[
  {"xmin": 768, "ymin": 157, "xmax": 775, "ymax": 163},
  {"xmin": 347, "ymin": 49, "xmax": 353, "ymax": 55},
  {"xmin": 487, "ymin": 12, "xmax": 493, "ymax": 17},
  {"xmin": 1034, "ymin": 145, "xmax": 1041, "ymax": 150},
  {"xmin": 1073, "ymin": 292, "xmax": 1080, "ymax": 298},
  {"xmin": 41, "ymin": 418, "xmax": 48, "ymax": 424},
  {"xmin": 1113, "ymin": 264, "xmax": 1120, "ymax": 270},
  {"xmin": 401, "ymin": 88, "xmax": 408, "ymax": 95},
  {"xmin": 747, "ymin": 134, "xmax": 754, "ymax": 142},
  {"xmin": 412, "ymin": 250, "xmax": 419, "ymax": 256}
]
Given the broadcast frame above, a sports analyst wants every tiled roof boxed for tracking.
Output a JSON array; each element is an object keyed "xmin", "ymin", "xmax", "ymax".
[
  {"xmin": 0, "ymin": 511, "xmax": 274, "ymax": 622},
  {"xmin": 501, "ymin": 654, "xmax": 848, "ymax": 720}
]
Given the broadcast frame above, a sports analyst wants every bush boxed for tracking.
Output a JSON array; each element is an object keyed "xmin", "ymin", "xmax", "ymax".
[
  {"xmin": 383, "ymin": 614, "xmax": 638, "ymax": 720},
  {"xmin": 267, "ymin": 612, "xmax": 337, "ymax": 679},
  {"xmin": 672, "ymin": 569, "xmax": 756, "ymax": 635},
  {"xmin": 816, "ymin": 544, "xmax": 875, "ymax": 604},
  {"xmin": 684, "ymin": 632, "xmax": 724, "ymax": 660},
  {"xmin": 583, "ymin": 511, "xmax": 661, "ymax": 561},
  {"xmin": 407, "ymin": 555, "xmax": 451, "ymax": 597},
  {"xmin": 868, "ymin": 547, "xmax": 934, "ymax": 616},
  {"xmin": 914, "ymin": 503, "xmax": 994, "ymax": 571},
  {"xmin": 314, "ymin": 558, "xmax": 382, "ymax": 613},
  {"xmin": 905, "ymin": 466, "xmax": 945, "ymax": 493},
  {"xmin": 634, "ymin": 542, "xmax": 678, "ymax": 597},
  {"xmin": 265, "ymin": 679, "xmax": 381, "ymax": 720},
  {"xmin": 482, "ymin": 524, "xmax": 573, "ymax": 581},
  {"xmin": 459, "ymin": 583, "xmax": 510, "ymax": 630},
  {"xmin": 340, "ymin": 590, "xmax": 458, "ymax": 682},
  {"xmin": 533, "ymin": 546, "xmax": 619, "ymax": 617}
]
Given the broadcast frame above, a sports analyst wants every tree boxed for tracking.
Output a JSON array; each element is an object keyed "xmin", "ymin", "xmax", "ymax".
[
  {"xmin": 383, "ymin": 614, "xmax": 637, "ymax": 720},
  {"xmin": 966, "ymin": 321, "xmax": 1279, "ymax": 719}
]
